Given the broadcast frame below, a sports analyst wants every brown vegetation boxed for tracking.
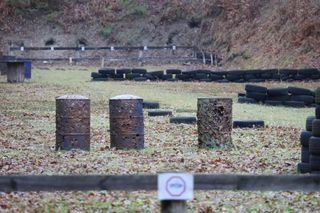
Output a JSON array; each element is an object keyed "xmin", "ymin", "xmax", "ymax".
[{"xmin": 0, "ymin": 0, "xmax": 319, "ymax": 68}]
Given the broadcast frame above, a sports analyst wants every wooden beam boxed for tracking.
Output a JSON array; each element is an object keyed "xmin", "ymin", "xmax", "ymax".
[{"xmin": 1, "ymin": 174, "xmax": 320, "ymax": 192}]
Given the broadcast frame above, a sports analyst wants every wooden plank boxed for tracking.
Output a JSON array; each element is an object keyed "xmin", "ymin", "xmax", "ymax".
[
  {"xmin": 161, "ymin": 200, "xmax": 187, "ymax": 213},
  {"xmin": 194, "ymin": 174, "xmax": 320, "ymax": 192},
  {"xmin": 0, "ymin": 175, "xmax": 157, "ymax": 192},
  {"xmin": 1, "ymin": 174, "xmax": 320, "ymax": 192}
]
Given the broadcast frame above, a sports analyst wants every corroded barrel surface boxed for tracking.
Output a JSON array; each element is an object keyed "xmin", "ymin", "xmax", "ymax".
[
  {"xmin": 56, "ymin": 95, "xmax": 90, "ymax": 151},
  {"xmin": 109, "ymin": 94, "xmax": 144, "ymax": 149},
  {"xmin": 197, "ymin": 97, "xmax": 233, "ymax": 149},
  {"xmin": 7, "ymin": 62, "xmax": 25, "ymax": 83}
]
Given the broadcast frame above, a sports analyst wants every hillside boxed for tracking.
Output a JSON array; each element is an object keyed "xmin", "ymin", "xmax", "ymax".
[{"xmin": 0, "ymin": 0, "xmax": 319, "ymax": 68}]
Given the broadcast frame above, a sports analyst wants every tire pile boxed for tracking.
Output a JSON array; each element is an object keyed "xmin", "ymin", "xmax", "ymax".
[
  {"xmin": 238, "ymin": 84, "xmax": 316, "ymax": 107},
  {"xmin": 143, "ymin": 101, "xmax": 196, "ymax": 124},
  {"xmin": 91, "ymin": 68, "xmax": 320, "ymax": 82},
  {"xmin": 298, "ymin": 88, "xmax": 320, "ymax": 174}
]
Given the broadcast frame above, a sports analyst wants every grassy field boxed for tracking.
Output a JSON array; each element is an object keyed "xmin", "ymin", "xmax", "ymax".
[{"xmin": 0, "ymin": 66, "xmax": 319, "ymax": 212}]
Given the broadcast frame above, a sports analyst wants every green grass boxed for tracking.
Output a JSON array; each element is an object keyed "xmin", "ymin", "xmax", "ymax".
[{"xmin": 0, "ymin": 65, "xmax": 319, "ymax": 212}]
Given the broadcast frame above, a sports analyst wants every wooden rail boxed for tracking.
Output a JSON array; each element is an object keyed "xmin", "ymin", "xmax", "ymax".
[
  {"xmin": 1, "ymin": 174, "xmax": 320, "ymax": 192},
  {"xmin": 9, "ymin": 45, "xmax": 195, "ymax": 51}
]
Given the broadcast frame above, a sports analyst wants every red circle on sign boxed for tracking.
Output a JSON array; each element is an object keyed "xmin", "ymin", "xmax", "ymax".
[{"xmin": 165, "ymin": 176, "xmax": 186, "ymax": 197}]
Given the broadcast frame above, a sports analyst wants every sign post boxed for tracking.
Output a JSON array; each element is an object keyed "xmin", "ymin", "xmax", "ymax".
[{"xmin": 158, "ymin": 173, "xmax": 193, "ymax": 213}]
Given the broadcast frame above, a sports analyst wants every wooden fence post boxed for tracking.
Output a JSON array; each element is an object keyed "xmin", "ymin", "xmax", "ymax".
[
  {"xmin": 161, "ymin": 200, "xmax": 186, "ymax": 213},
  {"xmin": 197, "ymin": 97, "xmax": 233, "ymax": 149}
]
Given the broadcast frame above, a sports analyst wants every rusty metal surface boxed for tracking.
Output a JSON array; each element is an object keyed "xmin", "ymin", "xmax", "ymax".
[
  {"xmin": 109, "ymin": 95, "xmax": 144, "ymax": 149},
  {"xmin": 56, "ymin": 95, "xmax": 90, "ymax": 151},
  {"xmin": 197, "ymin": 97, "xmax": 233, "ymax": 149},
  {"xmin": 7, "ymin": 62, "xmax": 25, "ymax": 83}
]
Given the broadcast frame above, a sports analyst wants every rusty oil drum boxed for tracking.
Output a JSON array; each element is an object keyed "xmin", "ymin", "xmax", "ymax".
[
  {"xmin": 56, "ymin": 95, "xmax": 90, "ymax": 151},
  {"xmin": 109, "ymin": 95, "xmax": 144, "ymax": 149}
]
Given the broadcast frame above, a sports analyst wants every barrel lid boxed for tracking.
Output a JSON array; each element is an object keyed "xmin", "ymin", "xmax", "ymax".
[
  {"xmin": 56, "ymin": 95, "xmax": 89, "ymax": 100},
  {"xmin": 110, "ymin": 94, "xmax": 142, "ymax": 100}
]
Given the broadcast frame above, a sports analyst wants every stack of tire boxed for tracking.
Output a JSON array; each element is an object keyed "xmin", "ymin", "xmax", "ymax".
[
  {"xmin": 238, "ymin": 84, "xmax": 267, "ymax": 104},
  {"xmin": 298, "ymin": 87, "xmax": 320, "ymax": 174},
  {"xmin": 238, "ymin": 84, "xmax": 316, "ymax": 107}
]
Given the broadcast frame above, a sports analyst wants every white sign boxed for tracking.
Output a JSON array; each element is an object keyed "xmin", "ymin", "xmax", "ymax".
[
  {"xmin": 172, "ymin": 45, "xmax": 176, "ymax": 50},
  {"xmin": 50, "ymin": 46, "xmax": 54, "ymax": 51},
  {"xmin": 110, "ymin": 46, "xmax": 114, "ymax": 51},
  {"xmin": 158, "ymin": 173, "xmax": 193, "ymax": 200},
  {"xmin": 143, "ymin": 46, "xmax": 148, "ymax": 51},
  {"xmin": 20, "ymin": 46, "xmax": 24, "ymax": 51},
  {"xmin": 81, "ymin": 46, "xmax": 85, "ymax": 51}
]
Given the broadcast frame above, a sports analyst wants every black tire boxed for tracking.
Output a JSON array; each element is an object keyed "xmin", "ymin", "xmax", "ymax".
[
  {"xmin": 306, "ymin": 116, "xmax": 316, "ymax": 131},
  {"xmin": 243, "ymin": 70, "xmax": 262, "ymax": 81},
  {"xmin": 170, "ymin": 116, "xmax": 197, "ymax": 124},
  {"xmin": 92, "ymin": 77, "xmax": 108, "ymax": 81},
  {"xmin": 246, "ymin": 92, "xmax": 267, "ymax": 102},
  {"xmin": 291, "ymin": 95, "xmax": 315, "ymax": 106},
  {"xmin": 199, "ymin": 78, "xmax": 211, "ymax": 82},
  {"xmin": 283, "ymin": 101, "xmax": 305, "ymax": 108},
  {"xmin": 166, "ymin": 69, "xmax": 182, "ymax": 75},
  {"xmin": 126, "ymin": 73, "xmax": 141, "ymax": 80},
  {"xmin": 148, "ymin": 110, "xmax": 172, "ymax": 117},
  {"xmin": 161, "ymin": 74, "xmax": 173, "ymax": 81},
  {"xmin": 301, "ymin": 146, "xmax": 310, "ymax": 163},
  {"xmin": 238, "ymin": 93, "xmax": 246, "ymax": 97},
  {"xmin": 143, "ymin": 101, "xmax": 160, "ymax": 109},
  {"xmin": 238, "ymin": 97, "xmax": 258, "ymax": 104},
  {"xmin": 195, "ymin": 73, "xmax": 208, "ymax": 80},
  {"xmin": 298, "ymin": 68, "xmax": 319, "ymax": 77},
  {"xmin": 316, "ymin": 105, "xmax": 320, "ymax": 119},
  {"xmin": 98, "ymin": 68, "xmax": 115, "ymax": 75},
  {"xmin": 233, "ymin": 120, "xmax": 265, "ymax": 128},
  {"xmin": 245, "ymin": 84, "xmax": 267, "ymax": 93},
  {"xmin": 91, "ymin": 72, "xmax": 102, "ymax": 78},
  {"xmin": 116, "ymin": 68, "xmax": 131, "ymax": 75},
  {"xmin": 132, "ymin": 68, "xmax": 147, "ymax": 74},
  {"xmin": 264, "ymin": 100, "xmax": 283, "ymax": 106},
  {"xmin": 133, "ymin": 77, "xmax": 147, "ymax": 81},
  {"xmin": 279, "ymin": 69, "xmax": 298, "ymax": 80},
  {"xmin": 225, "ymin": 71, "xmax": 244, "ymax": 81},
  {"xmin": 113, "ymin": 74, "xmax": 124, "ymax": 79},
  {"xmin": 309, "ymin": 137, "xmax": 320, "ymax": 154},
  {"xmin": 288, "ymin": 86, "xmax": 315, "ymax": 96},
  {"xmin": 312, "ymin": 119, "xmax": 320, "ymax": 137},
  {"xmin": 297, "ymin": 162, "xmax": 311, "ymax": 174},
  {"xmin": 149, "ymin": 71, "xmax": 164, "ymax": 79},
  {"xmin": 113, "ymin": 78, "xmax": 125, "ymax": 81},
  {"xmin": 315, "ymin": 88, "xmax": 320, "ymax": 104},
  {"xmin": 267, "ymin": 88, "xmax": 288, "ymax": 97},
  {"xmin": 248, "ymin": 79, "xmax": 265, "ymax": 83},
  {"xmin": 144, "ymin": 73, "xmax": 157, "ymax": 81},
  {"xmin": 260, "ymin": 69, "xmax": 277, "ymax": 79},
  {"xmin": 176, "ymin": 74, "xmax": 190, "ymax": 81},
  {"xmin": 300, "ymin": 131, "xmax": 312, "ymax": 147},
  {"xmin": 310, "ymin": 154, "xmax": 320, "ymax": 171},
  {"xmin": 209, "ymin": 73, "xmax": 224, "ymax": 81},
  {"xmin": 266, "ymin": 95, "xmax": 290, "ymax": 102}
]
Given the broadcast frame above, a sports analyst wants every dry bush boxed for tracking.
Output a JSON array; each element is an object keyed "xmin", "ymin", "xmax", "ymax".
[{"xmin": 0, "ymin": 1, "xmax": 16, "ymax": 31}]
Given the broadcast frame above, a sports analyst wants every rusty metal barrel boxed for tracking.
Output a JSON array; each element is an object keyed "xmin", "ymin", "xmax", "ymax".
[
  {"xmin": 109, "ymin": 94, "xmax": 144, "ymax": 149},
  {"xmin": 197, "ymin": 97, "xmax": 233, "ymax": 149},
  {"xmin": 56, "ymin": 95, "xmax": 90, "ymax": 151}
]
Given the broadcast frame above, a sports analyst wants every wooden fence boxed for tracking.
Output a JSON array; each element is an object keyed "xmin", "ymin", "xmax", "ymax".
[
  {"xmin": 1, "ymin": 174, "xmax": 320, "ymax": 212},
  {"xmin": 8, "ymin": 45, "xmax": 218, "ymax": 65}
]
